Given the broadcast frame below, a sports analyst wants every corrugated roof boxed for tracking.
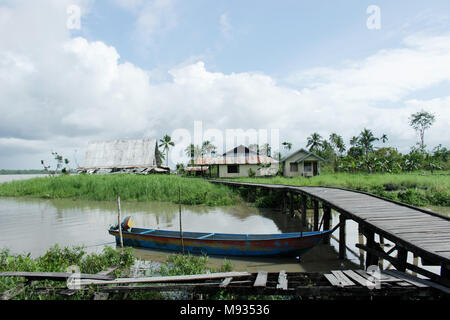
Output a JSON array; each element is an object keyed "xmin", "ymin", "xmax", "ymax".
[
  {"xmin": 195, "ymin": 155, "xmax": 278, "ymax": 165},
  {"xmin": 81, "ymin": 138, "xmax": 159, "ymax": 169}
]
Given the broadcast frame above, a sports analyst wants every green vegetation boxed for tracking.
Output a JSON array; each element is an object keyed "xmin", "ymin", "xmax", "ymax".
[
  {"xmin": 232, "ymin": 172, "xmax": 450, "ymax": 207},
  {"xmin": 0, "ymin": 246, "xmax": 236, "ymax": 300},
  {"xmin": 0, "ymin": 174, "xmax": 240, "ymax": 206},
  {"xmin": 0, "ymin": 245, "xmax": 135, "ymax": 300}
]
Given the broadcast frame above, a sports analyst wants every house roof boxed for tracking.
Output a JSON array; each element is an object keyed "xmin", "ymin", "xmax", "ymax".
[
  {"xmin": 196, "ymin": 145, "xmax": 278, "ymax": 165},
  {"xmin": 281, "ymin": 148, "xmax": 326, "ymax": 163},
  {"xmin": 80, "ymin": 138, "xmax": 159, "ymax": 169}
]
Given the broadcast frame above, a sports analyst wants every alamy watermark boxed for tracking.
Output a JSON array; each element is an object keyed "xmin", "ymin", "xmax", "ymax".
[
  {"xmin": 67, "ymin": 4, "xmax": 81, "ymax": 30},
  {"xmin": 169, "ymin": 120, "xmax": 280, "ymax": 164},
  {"xmin": 367, "ymin": 5, "xmax": 381, "ymax": 30}
]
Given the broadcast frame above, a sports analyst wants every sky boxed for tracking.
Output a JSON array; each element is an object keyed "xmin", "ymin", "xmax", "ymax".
[{"xmin": 1, "ymin": 0, "xmax": 450, "ymax": 169}]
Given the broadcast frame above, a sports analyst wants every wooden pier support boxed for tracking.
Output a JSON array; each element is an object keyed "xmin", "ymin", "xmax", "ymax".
[
  {"xmin": 396, "ymin": 247, "xmax": 408, "ymax": 272},
  {"xmin": 300, "ymin": 195, "xmax": 307, "ymax": 227},
  {"xmin": 338, "ymin": 214, "xmax": 346, "ymax": 259},
  {"xmin": 364, "ymin": 228, "xmax": 378, "ymax": 268},
  {"xmin": 323, "ymin": 205, "xmax": 331, "ymax": 244},
  {"xmin": 289, "ymin": 192, "xmax": 294, "ymax": 217},
  {"xmin": 313, "ymin": 200, "xmax": 319, "ymax": 231}
]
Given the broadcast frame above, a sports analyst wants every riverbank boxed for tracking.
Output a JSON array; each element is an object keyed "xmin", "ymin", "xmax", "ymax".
[
  {"xmin": 229, "ymin": 172, "xmax": 450, "ymax": 207},
  {"xmin": 0, "ymin": 245, "xmax": 234, "ymax": 300},
  {"xmin": 0, "ymin": 174, "xmax": 240, "ymax": 206}
]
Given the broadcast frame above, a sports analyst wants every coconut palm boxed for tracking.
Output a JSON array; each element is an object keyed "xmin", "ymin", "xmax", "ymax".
[
  {"xmin": 282, "ymin": 141, "xmax": 292, "ymax": 151},
  {"xmin": 358, "ymin": 128, "xmax": 378, "ymax": 157},
  {"xmin": 306, "ymin": 133, "xmax": 323, "ymax": 152},
  {"xmin": 159, "ymin": 134, "xmax": 175, "ymax": 167},
  {"xmin": 380, "ymin": 134, "xmax": 388, "ymax": 144},
  {"xmin": 201, "ymin": 141, "xmax": 217, "ymax": 157}
]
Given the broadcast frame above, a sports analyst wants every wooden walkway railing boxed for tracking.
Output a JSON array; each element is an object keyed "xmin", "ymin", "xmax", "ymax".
[{"xmin": 209, "ymin": 180, "xmax": 450, "ymax": 286}]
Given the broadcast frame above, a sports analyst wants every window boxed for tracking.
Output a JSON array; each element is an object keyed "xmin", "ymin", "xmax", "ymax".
[
  {"xmin": 289, "ymin": 163, "xmax": 298, "ymax": 172},
  {"xmin": 227, "ymin": 165, "xmax": 239, "ymax": 174},
  {"xmin": 304, "ymin": 161, "xmax": 313, "ymax": 172}
]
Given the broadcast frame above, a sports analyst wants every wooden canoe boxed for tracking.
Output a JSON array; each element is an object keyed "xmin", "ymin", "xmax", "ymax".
[{"xmin": 108, "ymin": 227, "xmax": 330, "ymax": 257}]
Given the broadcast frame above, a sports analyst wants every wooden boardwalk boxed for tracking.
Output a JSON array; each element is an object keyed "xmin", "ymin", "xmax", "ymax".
[
  {"xmin": 209, "ymin": 180, "xmax": 450, "ymax": 286},
  {"xmin": 2, "ymin": 270, "xmax": 447, "ymax": 299}
]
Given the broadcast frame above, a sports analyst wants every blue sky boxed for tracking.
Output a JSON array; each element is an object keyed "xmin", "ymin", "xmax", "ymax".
[
  {"xmin": 78, "ymin": 1, "xmax": 450, "ymax": 77},
  {"xmin": 0, "ymin": 0, "xmax": 449, "ymax": 168}
]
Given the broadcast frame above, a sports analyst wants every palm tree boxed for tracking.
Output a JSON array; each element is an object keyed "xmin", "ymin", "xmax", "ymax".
[
  {"xmin": 380, "ymin": 134, "xmax": 388, "ymax": 144},
  {"xmin": 306, "ymin": 133, "xmax": 323, "ymax": 152},
  {"xmin": 329, "ymin": 133, "xmax": 346, "ymax": 156},
  {"xmin": 201, "ymin": 141, "xmax": 216, "ymax": 158},
  {"xmin": 282, "ymin": 141, "xmax": 292, "ymax": 151},
  {"xmin": 359, "ymin": 128, "xmax": 378, "ymax": 156},
  {"xmin": 159, "ymin": 134, "xmax": 175, "ymax": 167},
  {"xmin": 260, "ymin": 143, "xmax": 271, "ymax": 157}
]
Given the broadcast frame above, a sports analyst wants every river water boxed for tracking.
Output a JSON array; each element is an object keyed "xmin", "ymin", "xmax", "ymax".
[{"xmin": 0, "ymin": 175, "xmax": 448, "ymax": 274}]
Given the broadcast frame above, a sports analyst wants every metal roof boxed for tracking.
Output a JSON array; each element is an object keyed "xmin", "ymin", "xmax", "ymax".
[
  {"xmin": 81, "ymin": 138, "xmax": 159, "ymax": 169},
  {"xmin": 195, "ymin": 155, "xmax": 278, "ymax": 165}
]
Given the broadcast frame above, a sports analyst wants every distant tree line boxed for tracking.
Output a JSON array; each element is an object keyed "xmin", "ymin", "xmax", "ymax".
[{"xmin": 295, "ymin": 110, "xmax": 448, "ymax": 174}]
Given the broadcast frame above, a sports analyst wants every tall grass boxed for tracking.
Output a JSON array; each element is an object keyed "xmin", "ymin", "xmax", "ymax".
[
  {"xmin": 0, "ymin": 174, "xmax": 240, "ymax": 206},
  {"xmin": 232, "ymin": 172, "xmax": 450, "ymax": 207}
]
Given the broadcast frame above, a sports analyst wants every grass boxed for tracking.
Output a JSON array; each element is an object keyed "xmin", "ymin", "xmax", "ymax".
[
  {"xmin": 0, "ymin": 174, "xmax": 240, "ymax": 206},
  {"xmin": 0, "ymin": 245, "xmax": 135, "ymax": 300},
  {"xmin": 0, "ymin": 246, "xmax": 235, "ymax": 300},
  {"xmin": 230, "ymin": 172, "xmax": 450, "ymax": 207}
]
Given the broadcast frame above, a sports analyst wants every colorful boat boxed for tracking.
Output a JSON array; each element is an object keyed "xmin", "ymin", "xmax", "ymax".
[{"xmin": 108, "ymin": 220, "xmax": 331, "ymax": 257}]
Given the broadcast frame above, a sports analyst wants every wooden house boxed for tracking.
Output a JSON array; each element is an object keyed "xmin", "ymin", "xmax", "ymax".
[
  {"xmin": 281, "ymin": 148, "xmax": 325, "ymax": 177},
  {"xmin": 194, "ymin": 145, "xmax": 279, "ymax": 178}
]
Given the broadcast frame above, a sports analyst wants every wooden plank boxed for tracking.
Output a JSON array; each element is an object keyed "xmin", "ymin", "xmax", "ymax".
[
  {"xmin": 382, "ymin": 270, "xmax": 429, "ymax": 288},
  {"xmin": 93, "ymin": 292, "xmax": 109, "ymax": 300},
  {"xmin": 253, "ymin": 271, "xmax": 268, "ymax": 287},
  {"xmin": 96, "ymin": 267, "xmax": 118, "ymax": 276},
  {"xmin": 324, "ymin": 273, "xmax": 341, "ymax": 287},
  {"xmin": 342, "ymin": 270, "xmax": 376, "ymax": 288},
  {"xmin": 331, "ymin": 270, "xmax": 355, "ymax": 287},
  {"xmin": 0, "ymin": 272, "xmax": 114, "ymax": 281},
  {"xmin": 0, "ymin": 283, "xmax": 26, "ymax": 300},
  {"xmin": 276, "ymin": 270, "xmax": 288, "ymax": 290},
  {"xmin": 79, "ymin": 271, "xmax": 252, "ymax": 286},
  {"xmin": 220, "ymin": 277, "xmax": 233, "ymax": 288}
]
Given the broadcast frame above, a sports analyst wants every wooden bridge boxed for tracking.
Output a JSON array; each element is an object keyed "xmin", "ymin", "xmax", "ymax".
[{"xmin": 209, "ymin": 180, "xmax": 450, "ymax": 287}]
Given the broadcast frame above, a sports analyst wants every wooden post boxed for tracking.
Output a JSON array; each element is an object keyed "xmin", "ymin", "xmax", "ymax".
[
  {"xmin": 313, "ymin": 200, "xmax": 319, "ymax": 231},
  {"xmin": 323, "ymin": 205, "xmax": 331, "ymax": 244},
  {"xmin": 441, "ymin": 265, "xmax": 450, "ymax": 280},
  {"xmin": 300, "ymin": 195, "xmax": 307, "ymax": 227},
  {"xmin": 396, "ymin": 247, "xmax": 408, "ymax": 272},
  {"xmin": 178, "ymin": 185, "xmax": 184, "ymax": 254},
  {"xmin": 364, "ymin": 229, "xmax": 375, "ymax": 268},
  {"xmin": 117, "ymin": 196, "xmax": 123, "ymax": 248},
  {"xmin": 289, "ymin": 192, "xmax": 294, "ymax": 217},
  {"xmin": 338, "ymin": 214, "xmax": 346, "ymax": 259}
]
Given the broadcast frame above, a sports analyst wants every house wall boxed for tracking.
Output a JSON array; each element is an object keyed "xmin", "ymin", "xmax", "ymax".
[
  {"xmin": 283, "ymin": 151, "xmax": 320, "ymax": 177},
  {"xmin": 218, "ymin": 163, "xmax": 278, "ymax": 178}
]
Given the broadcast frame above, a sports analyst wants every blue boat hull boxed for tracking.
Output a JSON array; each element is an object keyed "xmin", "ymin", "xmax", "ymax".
[{"xmin": 109, "ymin": 228, "xmax": 330, "ymax": 257}]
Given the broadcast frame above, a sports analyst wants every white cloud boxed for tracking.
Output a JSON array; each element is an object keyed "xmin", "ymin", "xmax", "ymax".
[{"xmin": 1, "ymin": 1, "xmax": 450, "ymax": 168}]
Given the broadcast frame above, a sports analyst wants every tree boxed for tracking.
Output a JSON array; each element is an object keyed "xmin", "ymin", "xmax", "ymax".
[
  {"xmin": 159, "ymin": 134, "xmax": 175, "ymax": 167},
  {"xmin": 260, "ymin": 143, "xmax": 271, "ymax": 157},
  {"xmin": 409, "ymin": 110, "xmax": 435, "ymax": 152},
  {"xmin": 201, "ymin": 141, "xmax": 216, "ymax": 157},
  {"xmin": 358, "ymin": 128, "xmax": 378, "ymax": 157},
  {"xmin": 329, "ymin": 133, "xmax": 346, "ymax": 172},
  {"xmin": 380, "ymin": 133, "xmax": 388, "ymax": 144},
  {"xmin": 282, "ymin": 141, "xmax": 292, "ymax": 151},
  {"xmin": 306, "ymin": 133, "xmax": 323, "ymax": 153}
]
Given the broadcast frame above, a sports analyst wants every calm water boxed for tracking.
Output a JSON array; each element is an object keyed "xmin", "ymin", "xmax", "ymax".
[{"xmin": 0, "ymin": 174, "xmax": 448, "ymax": 274}]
